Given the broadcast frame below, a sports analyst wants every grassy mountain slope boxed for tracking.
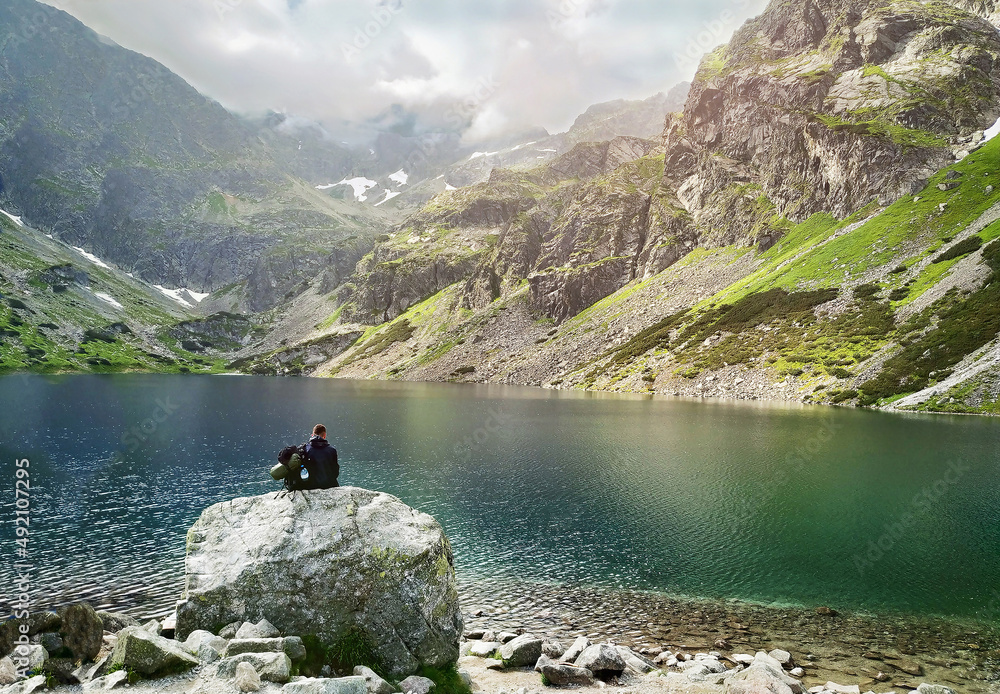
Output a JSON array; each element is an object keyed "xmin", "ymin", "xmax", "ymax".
[{"xmin": 263, "ymin": 132, "xmax": 1000, "ymax": 414}]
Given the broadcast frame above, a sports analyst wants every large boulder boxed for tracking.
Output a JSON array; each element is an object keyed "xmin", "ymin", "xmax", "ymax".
[
  {"xmin": 724, "ymin": 651, "xmax": 804, "ymax": 694},
  {"xmin": 175, "ymin": 488, "xmax": 463, "ymax": 679},
  {"xmin": 58, "ymin": 603, "xmax": 103, "ymax": 661},
  {"xmin": 108, "ymin": 626, "xmax": 199, "ymax": 677}
]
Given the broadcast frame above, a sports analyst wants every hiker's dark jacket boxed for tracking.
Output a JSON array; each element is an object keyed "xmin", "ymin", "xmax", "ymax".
[{"xmin": 297, "ymin": 435, "xmax": 339, "ymax": 489}]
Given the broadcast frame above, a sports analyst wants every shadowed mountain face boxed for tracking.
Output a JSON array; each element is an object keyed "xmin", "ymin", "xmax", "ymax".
[{"xmin": 0, "ymin": 0, "xmax": 384, "ymax": 310}]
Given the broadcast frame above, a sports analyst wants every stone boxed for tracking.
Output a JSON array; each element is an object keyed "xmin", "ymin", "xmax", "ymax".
[
  {"xmin": 235, "ymin": 660, "xmax": 262, "ymax": 692},
  {"xmin": 284, "ymin": 636, "xmax": 307, "ymax": 662},
  {"xmin": 44, "ymin": 657, "xmax": 81, "ymax": 684},
  {"xmin": 176, "ymin": 488, "xmax": 462, "ymax": 679},
  {"xmin": 220, "ymin": 622, "xmax": 242, "ymax": 639},
  {"xmin": 684, "ymin": 663, "xmax": 710, "ymax": 681},
  {"xmin": 814, "ymin": 606, "xmax": 838, "ymax": 617},
  {"xmin": 715, "ymin": 639, "xmax": 730, "ymax": 650},
  {"xmin": 218, "ymin": 652, "xmax": 293, "ymax": 683},
  {"xmin": 226, "ymin": 638, "xmax": 287, "ymax": 657},
  {"xmin": 652, "ymin": 650, "xmax": 675, "ymax": 665},
  {"xmin": 574, "ymin": 644, "xmax": 626, "ymax": 679},
  {"xmin": 58, "ymin": 603, "xmax": 104, "ymax": 661},
  {"xmin": 535, "ymin": 654, "xmax": 595, "ymax": 686},
  {"xmin": 790, "ymin": 667, "xmax": 805, "ymax": 677},
  {"xmin": 95, "ymin": 611, "xmax": 140, "ymax": 634},
  {"xmin": 615, "ymin": 646, "xmax": 657, "ymax": 674},
  {"xmin": 0, "ymin": 656, "xmax": 19, "ymax": 685},
  {"xmin": 398, "ymin": 674, "xmax": 436, "ymax": 694},
  {"xmin": 353, "ymin": 665, "xmax": 396, "ymax": 694},
  {"xmin": 499, "ymin": 634, "xmax": 542, "ymax": 668},
  {"xmin": 19, "ymin": 645, "xmax": 47, "ymax": 672},
  {"xmin": 725, "ymin": 652, "xmax": 804, "ymax": 694},
  {"xmin": 7, "ymin": 674, "xmax": 47, "ymax": 694},
  {"xmin": 823, "ymin": 683, "xmax": 860, "ymax": 694},
  {"xmin": 198, "ymin": 644, "xmax": 221, "ymax": 663},
  {"xmin": 283, "ymin": 677, "xmax": 368, "ymax": 694},
  {"xmin": 38, "ymin": 632, "xmax": 64, "ymax": 657},
  {"xmin": 916, "ymin": 685, "xmax": 956, "ymax": 694},
  {"xmin": 463, "ymin": 629, "xmax": 485, "ymax": 640},
  {"xmin": 184, "ymin": 629, "xmax": 228, "ymax": 655},
  {"xmin": 73, "ymin": 659, "xmax": 104, "ymax": 683},
  {"xmin": 496, "ymin": 632, "xmax": 518, "ymax": 644},
  {"xmin": 141, "ymin": 619, "xmax": 161, "ymax": 634},
  {"xmin": 108, "ymin": 626, "xmax": 200, "ymax": 677},
  {"xmin": 236, "ymin": 618, "xmax": 281, "ymax": 640},
  {"xmin": 484, "ymin": 658, "xmax": 504, "ymax": 671},
  {"xmin": 82, "ymin": 669, "xmax": 128, "ymax": 691},
  {"xmin": 893, "ymin": 661, "xmax": 924, "ymax": 676},
  {"xmin": 768, "ymin": 649, "xmax": 794, "ymax": 669},
  {"xmin": 467, "ymin": 641, "xmax": 501, "ymax": 658},
  {"xmin": 561, "ymin": 636, "xmax": 590, "ymax": 664},
  {"xmin": 541, "ymin": 640, "xmax": 565, "ymax": 659},
  {"xmin": 732, "ymin": 654, "xmax": 755, "ymax": 665}
]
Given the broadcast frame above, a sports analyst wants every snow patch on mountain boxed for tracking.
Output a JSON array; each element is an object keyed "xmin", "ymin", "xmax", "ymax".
[
  {"xmin": 317, "ymin": 177, "xmax": 379, "ymax": 201},
  {"xmin": 374, "ymin": 190, "xmax": 401, "ymax": 207},
  {"xmin": 389, "ymin": 169, "xmax": 409, "ymax": 186},
  {"xmin": 72, "ymin": 246, "xmax": 111, "ymax": 270},
  {"xmin": 0, "ymin": 208, "xmax": 24, "ymax": 227},
  {"xmin": 153, "ymin": 285, "xmax": 209, "ymax": 308},
  {"xmin": 92, "ymin": 291, "xmax": 123, "ymax": 310}
]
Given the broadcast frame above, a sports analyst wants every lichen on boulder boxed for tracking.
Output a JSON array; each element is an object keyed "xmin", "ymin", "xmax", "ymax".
[{"xmin": 175, "ymin": 487, "xmax": 463, "ymax": 679}]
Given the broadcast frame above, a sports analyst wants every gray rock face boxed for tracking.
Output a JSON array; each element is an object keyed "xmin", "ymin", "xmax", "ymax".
[
  {"xmin": 95, "ymin": 612, "xmax": 139, "ymax": 634},
  {"xmin": 108, "ymin": 626, "xmax": 199, "ymax": 677},
  {"xmin": 284, "ymin": 677, "xmax": 368, "ymax": 694},
  {"xmin": 397, "ymin": 675, "xmax": 435, "ymax": 694},
  {"xmin": 218, "ymin": 652, "xmax": 292, "ymax": 683},
  {"xmin": 664, "ymin": 0, "xmax": 1000, "ymax": 248},
  {"xmin": 541, "ymin": 641, "xmax": 565, "ymax": 659},
  {"xmin": 574, "ymin": 644, "xmax": 626, "ymax": 679},
  {"xmin": 57, "ymin": 603, "xmax": 103, "ymax": 661},
  {"xmin": 467, "ymin": 641, "xmax": 501, "ymax": 658},
  {"xmin": 615, "ymin": 646, "xmax": 657, "ymax": 675},
  {"xmin": 352, "ymin": 665, "xmax": 395, "ymax": 694},
  {"xmin": 236, "ymin": 619, "xmax": 280, "ymax": 640},
  {"xmin": 498, "ymin": 634, "xmax": 543, "ymax": 668},
  {"xmin": 81, "ymin": 669, "xmax": 128, "ymax": 691},
  {"xmin": 916, "ymin": 686, "xmax": 956, "ymax": 694},
  {"xmin": 0, "ymin": 656, "xmax": 19, "ymax": 685},
  {"xmin": 534, "ymin": 654, "xmax": 595, "ymax": 686},
  {"xmin": 561, "ymin": 637, "xmax": 591, "ymax": 664},
  {"xmin": 175, "ymin": 488, "xmax": 463, "ymax": 679},
  {"xmin": 235, "ymin": 661, "xmax": 262, "ymax": 692},
  {"xmin": 724, "ymin": 651, "xmax": 804, "ymax": 694}
]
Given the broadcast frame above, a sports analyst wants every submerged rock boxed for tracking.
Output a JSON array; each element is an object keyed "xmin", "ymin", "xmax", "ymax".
[{"xmin": 175, "ymin": 488, "xmax": 463, "ymax": 679}]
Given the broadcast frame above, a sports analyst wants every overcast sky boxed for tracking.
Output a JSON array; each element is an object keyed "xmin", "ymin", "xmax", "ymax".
[{"xmin": 41, "ymin": 0, "xmax": 767, "ymax": 143}]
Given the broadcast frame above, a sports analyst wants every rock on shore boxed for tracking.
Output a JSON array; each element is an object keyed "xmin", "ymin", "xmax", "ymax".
[{"xmin": 175, "ymin": 487, "xmax": 463, "ymax": 678}]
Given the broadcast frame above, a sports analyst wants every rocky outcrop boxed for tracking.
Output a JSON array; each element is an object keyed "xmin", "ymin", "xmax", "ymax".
[
  {"xmin": 174, "ymin": 488, "xmax": 463, "ymax": 679},
  {"xmin": 664, "ymin": 0, "xmax": 1000, "ymax": 245}
]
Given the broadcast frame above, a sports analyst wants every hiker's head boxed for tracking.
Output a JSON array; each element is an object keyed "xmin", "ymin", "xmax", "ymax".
[{"xmin": 313, "ymin": 424, "xmax": 327, "ymax": 438}]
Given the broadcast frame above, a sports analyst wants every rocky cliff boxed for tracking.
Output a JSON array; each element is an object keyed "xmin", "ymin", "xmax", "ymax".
[{"xmin": 665, "ymin": 0, "xmax": 1000, "ymax": 246}]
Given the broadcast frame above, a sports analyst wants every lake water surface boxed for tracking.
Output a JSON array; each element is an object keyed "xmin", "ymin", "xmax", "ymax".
[{"xmin": 1, "ymin": 374, "xmax": 999, "ymax": 628}]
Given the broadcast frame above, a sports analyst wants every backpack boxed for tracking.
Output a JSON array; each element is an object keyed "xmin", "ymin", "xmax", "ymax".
[{"xmin": 275, "ymin": 444, "xmax": 309, "ymax": 491}]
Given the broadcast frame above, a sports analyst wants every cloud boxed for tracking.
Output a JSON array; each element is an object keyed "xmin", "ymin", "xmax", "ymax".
[{"xmin": 39, "ymin": 0, "xmax": 767, "ymax": 142}]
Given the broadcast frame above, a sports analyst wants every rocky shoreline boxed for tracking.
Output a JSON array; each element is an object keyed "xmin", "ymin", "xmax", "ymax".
[{"xmin": 0, "ymin": 604, "xmax": 977, "ymax": 694}]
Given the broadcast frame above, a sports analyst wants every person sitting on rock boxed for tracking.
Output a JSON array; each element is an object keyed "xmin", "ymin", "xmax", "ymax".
[{"xmin": 290, "ymin": 424, "xmax": 339, "ymax": 490}]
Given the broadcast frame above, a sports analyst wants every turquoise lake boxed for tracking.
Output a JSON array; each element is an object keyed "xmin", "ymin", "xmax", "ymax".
[{"xmin": 1, "ymin": 373, "xmax": 999, "ymax": 625}]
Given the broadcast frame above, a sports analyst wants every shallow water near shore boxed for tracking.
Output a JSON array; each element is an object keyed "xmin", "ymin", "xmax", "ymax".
[{"xmin": 1, "ymin": 374, "xmax": 999, "ymax": 687}]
